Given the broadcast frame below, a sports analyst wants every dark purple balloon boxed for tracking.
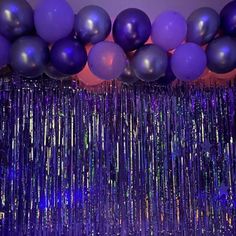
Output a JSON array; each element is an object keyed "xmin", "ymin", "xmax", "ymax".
[
  {"xmin": 117, "ymin": 60, "xmax": 140, "ymax": 85},
  {"xmin": 75, "ymin": 5, "xmax": 111, "ymax": 44},
  {"xmin": 45, "ymin": 63, "xmax": 70, "ymax": 80},
  {"xmin": 51, "ymin": 38, "xmax": 87, "ymax": 75},
  {"xmin": 88, "ymin": 41, "xmax": 127, "ymax": 80},
  {"xmin": 0, "ymin": 0, "xmax": 34, "ymax": 40},
  {"xmin": 220, "ymin": 1, "xmax": 236, "ymax": 37},
  {"xmin": 206, "ymin": 36, "xmax": 236, "ymax": 74},
  {"xmin": 10, "ymin": 36, "xmax": 49, "ymax": 78},
  {"xmin": 112, "ymin": 8, "xmax": 151, "ymax": 52},
  {"xmin": 0, "ymin": 35, "xmax": 10, "ymax": 69},
  {"xmin": 34, "ymin": 0, "xmax": 74, "ymax": 43},
  {"xmin": 187, "ymin": 7, "xmax": 220, "ymax": 45},
  {"xmin": 131, "ymin": 44, "xmax": 168, "ymax": 82},
  {"xmin": 171, "ymin": 43, "xmax": 206, "ymax": 81}
]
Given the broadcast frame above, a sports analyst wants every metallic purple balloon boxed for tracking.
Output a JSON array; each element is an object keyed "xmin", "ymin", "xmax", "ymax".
[
  {"xmin": 152, "ymin": 11, "xmax": 187, "ymax": 51},
  {"xmin": 88, "ymin": 41, "xmax": 127, "ymax": 80},
  {"xmin": 206, "ymin": 36, "xmax": 236, "ymax": 74},
  {"xmin": 34, "ymin": 0, "xmax": 74, "ymax": 43},
  {"xmin": 75, "ymin": 5, "xmax": 111, "ymax": 44},
  {"xmin": 187, "ymin": 7, "xmax": 220, "ymax": 45},
  {"xmin": 131, "ymin": 44, "xmax": 168, "ymax": 82},
  {"xmin": 220, "ymin": 1, "xmax": 236, "ymax": 37},
  {"xmin": 112, "ymin": 8, "xmax": 151, "ymax": 52},
  {"xmin": 10, "ymin": 36, "xmax": 49, "ymax": 78},
  {"xmin": 0, "ymin": 0, "xmax": 34, "ymax": 41},
  {"xmin": 50, "ymin": 38, "xmax": 87, "ymax": 75},
  {"xmin": 0, "ymin": 35, "xmax": 10, "ymax": 69},
  {"xmin": 171, "ymin": 43, "xmax": 206, "ymax": 81},
  {"xmin": 45, "ymin": 63, "xmax": 70, "ymax": 81}
]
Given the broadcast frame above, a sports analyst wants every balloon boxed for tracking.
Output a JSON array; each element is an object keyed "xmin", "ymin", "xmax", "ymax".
[
  {"xmin": 34, "ymin": 0, "xmax": 74, "ymax": 43},
  {"xmin": 131, "ymin": 44, "xmax": 168, "ymax": 82},
  {"xmin": 117, "ymin": 60, "xmax": 140, "ymax": 85},
  {"xmin": 187, "ymin": 7, "xmax": 220, "ymax": 45},
  {"xmin": 88, "ymin": 41, "xmax": 127, "ymax": 80},
  {"xmin": 0, "ymin": 35, "xmax": 10, "ymax": 69},
  {"xmin": 157, "ymin": 57, "xmax": 176, "ymax": 85},
  {"xmin": 206, "ymin": 36, "xmax": 236, "ymax": 74},
  {"xmin": 0, "ymin": 0, "xmax": 34, "ymax": 40},
  {"xmin": 152, "ymin": 11, "xmax": 187, "ymax": 51},
  {"xmin": 45, "ymin": 63, "xmax": 70, "ymax": 80},
  {"xmin": 10, "ymin": 36, "xmax": 49, "ymax": 78},
  {"xmin": 112, "ymin": 8, "xmax": 151, "ymax": 52},
  {"xmin": 74, "ymin": 5, "xmax": 111, "ymax": 44},
  {"xmin": 220, "ymin": 1, "xmax": 236, "ymax": 37},
  {"xmin": 171, "ymin": 43, "xmax": 206, "ymax": 81},
  {"xmin": 51, "ymin": 38, "xmax": 87, "ymax": 75}
]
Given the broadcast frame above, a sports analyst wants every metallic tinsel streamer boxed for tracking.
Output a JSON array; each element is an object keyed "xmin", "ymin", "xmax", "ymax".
[{"xmin": 0, "ymin": 76, "xmax": 236, "ymax": 235}]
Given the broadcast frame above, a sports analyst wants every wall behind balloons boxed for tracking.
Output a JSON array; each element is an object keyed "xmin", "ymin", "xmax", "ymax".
[{"xmin": 27, "ymin": 0, "xmax": 231, "ymax": 20}]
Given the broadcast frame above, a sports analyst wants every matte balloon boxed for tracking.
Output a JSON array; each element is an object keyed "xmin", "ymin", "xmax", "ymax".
[
  {"xmin": 0, "ymin": 0, "xmax": 34, "ymax": 40},
  {"xmin": 10, "ymin": 36, "xmax": 49, "ymax": 78},
  {"xmin": 75, "ymin": 5, "xmax": 111, "ymax": 44},
  {"xmin": 88, "ymin": 41, "xmax": 127, "ymax": 80},
  {"xmin": 220, "ymin": 1, "xmax": 236, "ymax": 37},
  {"xmin": 187, "ymin": 7, "xmax": 220, "ymax": 45},
  {"xmin": 51, "ymin": 38, "xmax": 87, "ymax": 75},
  {"xmin": 117, "ymin": 61, "xmax": 140, "ymax": 85},
  {"xmin": 206, "ymin": 36, "xmax": 236, "ymax": 74},
  {"xmin": 131, "ymin": 44, "xmax": 168, "ymax": 82},
  {"xmin": 112, "ymin": 8, "xmax": 151, "ymax": 52},
  {"xmin": 45, "ymin": 63, "xmax": 70, "ymax": 80},
  {"xmin": 171, "ymin": 43, "xmax": 206, "ymax": 81},
  {"xmin": 152, "ymin": 11, "xmax": 187, "ymax": 51},
  {"xmin": 0, "ymin": 35, "xmax": 10, "ymax": 69},
  {"xmin": 34, "ymin": 0, "xmax": 74, "ymax": 43}
]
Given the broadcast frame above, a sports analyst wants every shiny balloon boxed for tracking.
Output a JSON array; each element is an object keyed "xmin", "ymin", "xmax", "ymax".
[
  {"xmin": 117, "ymin": 61, "xmax": 140, "ymax": 85},
  {"xmin": 157, "ymin": 57, "xmax": 176, "ymax": 85},
  {"xmin": 206, "ymin": 36, "xmax": 236, "ymax": 74},
  {"xmin": 0, "ymin": 0, "xmax": 34, "ymax": 40},
  {"xmin": 51, "ymin": 38, "xmax": 87, "ymax": 75},
  {"xmin": 88, "ymin": 41, "xmax": 127, "ymax": 80},
  {"xmin": 152, "ymin": 11, "xmax": 187, "ymax": 51},
  {"xmin": 10, "ymin": 36, "xmax": 49, "ymax": 78},
  {"xmin": 34, "ymin": 0, "xmax": 74, "ymax": 43},
  {"xmin": 74, "ymin": 5, "xmax": 111, "ymax": 44},
  {"xmin": 220, "ymin": 1, "xmax": 236, "ymax": 37},
  {"xmin": 171, "ymin": 43, "xmax": 207, "ymax": 81},
  {"xmin": 0, "ymin": 35, "xmax": 10, "ymax": 69},
  {"xmin": 45, "ymin": 63, "xmax": 70, "ymax": 80},
  {"xmin": 187, "ymin": 7, "xmax": 220, "ymax": 45},
  {"xmin": 112, "ymin": 8, "xmax": 151, "ymax": 52},
  {"xmin": 131, "ymin": 44, "xmax": 168, "ymax": 82}
]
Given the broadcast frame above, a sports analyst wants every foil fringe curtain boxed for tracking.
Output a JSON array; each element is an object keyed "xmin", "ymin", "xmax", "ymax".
[{"xmin": 0, "ymin": 76, "xmax": 236, "ymax": 235}]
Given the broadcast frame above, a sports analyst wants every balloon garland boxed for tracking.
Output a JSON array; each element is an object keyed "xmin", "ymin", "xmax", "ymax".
[{"xmin": 0, "ymin": 0, "xmax": 236, "ymax": 85}]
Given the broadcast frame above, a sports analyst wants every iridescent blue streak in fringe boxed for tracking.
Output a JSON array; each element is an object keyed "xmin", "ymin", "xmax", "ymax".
[{"xmin": 0, "ymin": 76, "xmax": 236, "ymax": 235}]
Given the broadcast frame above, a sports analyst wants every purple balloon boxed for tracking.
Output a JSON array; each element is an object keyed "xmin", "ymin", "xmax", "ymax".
[
  {"xmin": 171, "ymin": 43, "xmax": 206, "ymax": 81},
  {"xmin": 0, "ymin": 35, "xmax": 10, "ymax": 69},
  {"xmin": 34, "ymin": 0, "xmax": 74, "ymax": 43},
  {"xmin": 88, "ymin": 41, "xmax": 127, "ymax": 80},
  {"xmin": 152, "ymin": 11, "xmax": 187, "ymax": 51}
]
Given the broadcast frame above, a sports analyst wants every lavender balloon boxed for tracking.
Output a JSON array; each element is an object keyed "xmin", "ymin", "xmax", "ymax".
[
  {"xmin": 152, "ymin": 11, "xmax": 187, "ymax": 51},
  {"xmin": 171, "ymin": 43, "xmax": 206, "ymax": 81},
  {"xmin": 0, "ymin": 35, "xmax": 10, "ymax": 69},
  {"xmin": 88, "ymin": 41, "xmax": 127, "ymax": 80},
  {"xmin": 34, "ymin": 0, "xmax": 74, "ymax": 43}
]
